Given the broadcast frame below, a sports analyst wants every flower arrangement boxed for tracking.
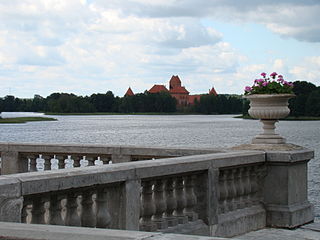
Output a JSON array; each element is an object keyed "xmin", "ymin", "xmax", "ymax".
[{"xmin": 244, "ymin": 72, "xmax": 294, "ymax": 95}]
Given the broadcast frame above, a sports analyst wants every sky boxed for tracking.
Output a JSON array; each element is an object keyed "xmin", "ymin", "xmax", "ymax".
[{"xmin": 0, "ymin": 0, "xmax": 319, "ymax": 98}]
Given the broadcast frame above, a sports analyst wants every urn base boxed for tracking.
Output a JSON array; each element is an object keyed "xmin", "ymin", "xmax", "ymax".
[
  {"xmin": 252, "ymin": 119, "xmax": 287, "ymax": 144},
  {"xmin": 252, "ymin": 135, "xmax": 286, "ymax": 144}
]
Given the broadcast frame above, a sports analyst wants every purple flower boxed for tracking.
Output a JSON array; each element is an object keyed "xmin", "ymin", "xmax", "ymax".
[
  {"xmin": 283, "ymin": 81, "xmax": 294, "ymax": 87},
  {"xmin": 244, "ymin": 72, "xmax": 292, "ymax": 94},
  {"xmin": 244, "ymin": 86, "xmax": 252, "ymax": 92},
  {"xmin": 270, "ymin": 72, "xmax": 277, "ymax": 79}
]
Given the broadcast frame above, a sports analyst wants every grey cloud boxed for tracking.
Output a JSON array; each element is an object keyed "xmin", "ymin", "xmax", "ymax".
[
  {"xmin": 94, "ymin": 0, "xmax": 319, "ymax": 18},
  {"xmin": 93, "ymin": 0, "xmax": 320, "ymax": 42},
  {"xmin": 152, "ymin": 18, "xmax": 222, "ymax": 48}
]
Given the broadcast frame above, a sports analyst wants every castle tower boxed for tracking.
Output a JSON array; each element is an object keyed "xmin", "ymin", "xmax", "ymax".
[
  {"xmin": 169, "ymin": 75, "xmax": 182, "ymax": 90},
  {"xmin": 209, "ymin": 86, "xmax": 218, "ymax": 96}
]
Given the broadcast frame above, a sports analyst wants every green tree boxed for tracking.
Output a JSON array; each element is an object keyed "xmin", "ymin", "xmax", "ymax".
[
  {"xmin": 305, "ymin": 88, "xmax": 320, "ymax": 116},
  {"xmin": 3, "ymin": 95, "xmax": 17, "ymax": 111},
  {"xmin": 289, "ymin": 81, "xmax": 317, "ymax": 116},
  {"xmin": 46, "ymin": 93, "xmax": 95, "ymax": 113},
  {"xmin": 89, "ymin": 91, "xmax": 116, "ymax": 112}
]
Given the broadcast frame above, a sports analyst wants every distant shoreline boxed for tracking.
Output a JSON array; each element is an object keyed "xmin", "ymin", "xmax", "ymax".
[
  {"xmin": 0, "ymin": 117, "xmax": 57, "ymax": 124},
  {"xmin": 44, "ymin": 112, "xmax": 216, "ymax": 116}
]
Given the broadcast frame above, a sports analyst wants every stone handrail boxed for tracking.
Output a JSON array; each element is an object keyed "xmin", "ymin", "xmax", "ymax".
[
  {"xmin": 0, "ymin": 142, "xmax": 221, "ymax": 175},
  {"xmin": 0, "ymin": 146, "xmax": 315, "ymax": 237}
]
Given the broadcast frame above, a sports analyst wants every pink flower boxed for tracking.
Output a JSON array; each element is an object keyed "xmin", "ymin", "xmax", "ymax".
[
  {"xmin": 244, "ymin": 86, "xmax": 252, "ymax": 92},
  {"xmin": 283, "ymin": 81, "xmax": 294, "ymax": 87},
  {"xmin": 262, "ymin": 81, "xmax": 269, "ymax": 87},
  {"xmin": 270, "ymin": 72, "xmax": 277, "ymax": 78},
  {"xmin": 278, "ymin": 75, "xmax": 283, "ymax": 79},
  {"xmin": 261, "ymin": 72, "xmax": 266, "ymax": 77}
]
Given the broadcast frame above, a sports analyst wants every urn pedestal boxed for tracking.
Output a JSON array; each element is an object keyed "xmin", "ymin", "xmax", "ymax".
[{"xmin": 245, "ymin": 94, "xmax": 294, "ymax": 144}]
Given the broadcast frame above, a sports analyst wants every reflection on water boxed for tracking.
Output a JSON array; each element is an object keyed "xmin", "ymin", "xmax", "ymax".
[{"xmin": 0, "ymin": 114, "xmax": 319, "ymax": 220}]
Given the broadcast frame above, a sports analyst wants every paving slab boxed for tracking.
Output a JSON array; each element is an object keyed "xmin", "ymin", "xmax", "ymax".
[{"xmin": 235, "ymin": 222, "xmax": 320, "ymax": 240}]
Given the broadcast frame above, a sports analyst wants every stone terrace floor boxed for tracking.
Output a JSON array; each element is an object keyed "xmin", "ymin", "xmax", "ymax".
[
  {"xmin": 235, "ymin": 222, "xmax": 320, "ymax": 240},
  {"xmin": 0, "ymin": 222, "xmax": 320, "ymax": 240}
]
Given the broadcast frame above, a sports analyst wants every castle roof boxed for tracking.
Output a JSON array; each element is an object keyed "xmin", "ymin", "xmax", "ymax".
[
  {"xmin": 149, "ymin": 84, "xmax": 169, "ymax": 93},
  {"xmin": 209, "ymin": 87, "xmax": 218, "ymax": 96},
  {"xmin": 169, "ymin": 86, "xmax": 189, "ymax": 94},
  {"xmin": 169, "ymin": 75, "xmax": 181, "ymax": 86},
  {"xmin": 125, "ymin": 87, "xmax": 134, "ymax": 96}
]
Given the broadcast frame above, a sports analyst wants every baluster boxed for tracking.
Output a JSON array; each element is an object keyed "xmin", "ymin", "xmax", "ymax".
[
  {"xmin": 184, "ymin": 175, "xmax": 198, "ymax": 221},
  {"xmin": 101, "ymin": 156, "xmax": 111, "ymax": 165},
  {"xmin": 49, "ymin": 194, "xmax": 65, "ymax": 225},
  {"xmin": 27, "ymin": 155, "xmax": 38, "ymax": 172},
  {"xmin": 96, "ymin": 186, "xmax": 111, "ymax": 228},
  {"xmin": 219, "ymin": 170, "xmax": 228, "ymax": 214},
  {"xmin": 42, "ymin": 155, "xmax": 52, "ymax": 171},
  {"xmin": 250, "ymin": 166, "xmax": 259, "ymax": 205},
  {"xmin": 73, "ymin": 156, "xmax": 82, "ymax": 168},
  {"xmin": 56, "ymin": 155, "xmax": 67, "ymax": 169},
  {"xmin": 31, "ymin": 196, "xmax": 47, "ymax": 224},
  {"xmin": 152, "ymin": 179, "xmax": 168, "ymax": 229},
  {"xmin": 231, "ymin": 168, "xmax": 239, "ymax": 211},
  {"xmin": 81, "ymin": 190, "xmax": 96, "ymax": 227},
  {"xmin": 140, "ymin": 180, "xmax": 157, "ymax": 231},
  {"xmin": 22, "ymin": 199, "xmax": 32, "ymax": 223},
  {"xmin": 65, "ymin": 192, "xmax": 81, "ymax": 226},
  {"xmin": 237, "ymin": 168, "xmax": 246, "ymax": 209},
  {"xmin": 173, "ymin": 176, "xmax": 188, "ymax": 224},
  {"xmin": 21, "ymin": 203, "xmax": 28, "ymax": 223},
  {"xmin": 225, "ymin": 169, "xmax": 235, "ymax": 212},
  {"xmin": 243, "ymin": 167, "xmax": 252, "ymax": 207},
  {"xmin": 256, "ymin": 164, "xmax": 267, "ymax": 203},
  {"xmin": 86, "ymin": 156, "xmax": 95, "ymax": 166},
  {"xmin": 163, "ymin": 178, "xmax": 178, "ymax": 227},
  {"xmin": 219, "ymin": 170, "xmax": 227, "ymax": 213}
]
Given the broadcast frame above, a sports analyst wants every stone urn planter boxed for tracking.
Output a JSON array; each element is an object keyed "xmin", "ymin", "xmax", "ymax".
[{"xmin": 245, "ymin": 94, "xmax": 295, "ymax": 144}]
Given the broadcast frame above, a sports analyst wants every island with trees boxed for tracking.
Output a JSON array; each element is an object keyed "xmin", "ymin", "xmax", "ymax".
[{"xmin": 0, "ymin": 81, "xmax": 319, "ymax": 119}]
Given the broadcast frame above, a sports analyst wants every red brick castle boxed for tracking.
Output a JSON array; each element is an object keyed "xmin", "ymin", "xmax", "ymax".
[{"xmin": 125, "ymin": 75, "xmax": 217, "ymax": 107}]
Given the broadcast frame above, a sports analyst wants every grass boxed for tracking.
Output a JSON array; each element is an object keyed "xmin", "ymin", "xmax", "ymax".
[
  {"xmin": 0, "ymin": 117, "xmax": 57, "ymax": 124},
  {"xmin": 235, "ymin": 115, "xmax": 320, "ymax": 121}
]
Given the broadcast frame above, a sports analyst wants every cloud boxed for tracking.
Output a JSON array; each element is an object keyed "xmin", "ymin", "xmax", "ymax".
[
  {"xmin": 289, "ymin": 56, "xmax": 320, "ymax": 85},
  {"xmin": 0, "ymin": 0, "xmax": 318, "ymax": 98},
  {"xmin": 94, "ymin": 0, "xmax": 320, "ymax": 43}
]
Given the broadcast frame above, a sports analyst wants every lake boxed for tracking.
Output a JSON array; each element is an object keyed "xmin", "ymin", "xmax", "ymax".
[{"xmin": 0, "ymin": 113, "xmax": 319, "ymax": 220}]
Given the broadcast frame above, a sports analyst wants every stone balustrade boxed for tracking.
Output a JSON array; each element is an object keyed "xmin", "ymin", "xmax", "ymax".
[
  {"xmin": 0, "ymin": 145, "xmax": 315, "ymax": 238},
  {"xmin": 0, "ymin": 143, "xmax": 219, "ymax": 175},
  {"xmin": 218, "ymin": 164, "xmax": 267, "ymax": 214}
]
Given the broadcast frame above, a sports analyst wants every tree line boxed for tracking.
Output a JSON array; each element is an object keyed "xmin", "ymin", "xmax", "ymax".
[
  {"xmin": 0, "ymin": 91, "xmax": 243, "ymax": 114},
  {"xmin": 0, "ymin": 81, "xmax": 319, "ymax": 116}
]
